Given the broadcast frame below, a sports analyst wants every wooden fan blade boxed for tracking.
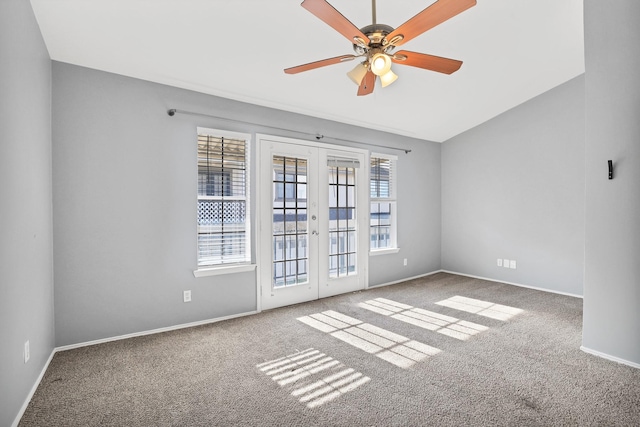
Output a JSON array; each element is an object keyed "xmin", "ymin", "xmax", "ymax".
[
  {"xmin": 301, "ymin": 0, "xmax": 370, "ymax": 45},
  {"xmin": 392, "ymin": 50, "xmax": 463, "ymax": 74},
  {"xmin": 357, "ymin": 71, "xmax": 376, "ymax": 96},
  {"xmin": 284, "ymin": 55, "xmax": 356, "ymax": 74},
  {"xmin": 386, "ymin": 0, "xmax": 476, "ymax": 47}
]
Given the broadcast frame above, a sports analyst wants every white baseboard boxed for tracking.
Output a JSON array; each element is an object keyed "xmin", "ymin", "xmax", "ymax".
[
  {"xmin": 441, "ymin": 270, "xmax": 583, "ymax": 299},
  {"xmin": 581, "ymin": 346, "xmax": 640, "ymax": 369},
  {"xmin": 55, "ymin": 310, "xmax": 259, "ymax": 352},
  {"xmin": 12, "ymin": 349, "xmax": 56, "ymax": 427},
  {"xmin": 368, "ymin": 269, "xmax": 444, "ymax": 289}
]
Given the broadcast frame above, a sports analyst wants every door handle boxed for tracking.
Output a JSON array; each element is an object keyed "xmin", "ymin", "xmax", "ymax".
[{"xmin": 312, "ymin": 230, "xmax": 319, "ymax": 235}]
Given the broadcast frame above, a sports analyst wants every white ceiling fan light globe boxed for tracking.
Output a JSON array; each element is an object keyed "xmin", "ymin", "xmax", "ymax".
[
  {"xmin": 380, "ymin": 70, "xmax": 398, "ymax": 87},
  {"xmin": 347, "ymin": 62, "xmax": 368, "ymax": 85},
  {"xmin": 373, "ymin": 56, "xmax": 386, "ymax": 71},
  {"xmin": 370, "ymin": 53, "xmax": 392, "ymax": 76}
]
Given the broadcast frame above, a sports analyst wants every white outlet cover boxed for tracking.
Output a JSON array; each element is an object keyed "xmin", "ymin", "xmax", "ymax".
[
  {"xmin": 24, "ymin": 340, "xmax": 30, "ymax": 363},
  {"xmin": 510, "ymin": 260, "xmax": 517, "ymax": 269},
  {"xmin": 503, "ymin": 259, "xmax": 510, "ymax": 268},
  {"xmin": 497, "ymin": 259, "xmax": 503, "ymax": 267},
  {"xmin": 183, "ymin": 290, "xmax": 192, "ymax": 302}
]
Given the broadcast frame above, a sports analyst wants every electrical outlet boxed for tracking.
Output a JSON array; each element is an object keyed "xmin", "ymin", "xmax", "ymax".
[
  {"xmin": 183, "ymin": 290, "xmax": 192, "ymax": 303},
  {"xmin": 403, "ymin": 258, "xmax": 408, "ymax": 266},
  {"xmin": 24, "ymin": 340, "xmax": 30, "ymax": 363},
  {"xmin": 497, "ymin": 258, "xmax": 503, "ymax": 267},
  {"xmin": 503, "ymin": 259, "xmax": 510, "ymax": 268},
  {"xmin": 510, "ymin": 260, "xmax": 517, "ymax": 269}
]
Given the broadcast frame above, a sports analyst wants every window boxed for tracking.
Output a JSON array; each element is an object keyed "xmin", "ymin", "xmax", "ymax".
[
  {"xmin": 370, "ymin": 154, "xmax": 397, "ymax": 252},
  {"xmin": 197, "ymin": 128, "xmax": 250, "ymax": 267}
]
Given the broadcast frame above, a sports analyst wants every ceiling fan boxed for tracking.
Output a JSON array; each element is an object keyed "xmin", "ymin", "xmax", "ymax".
[{"xmin": 284, "ymin": 0, "xmax": 477, "ymax": 96}]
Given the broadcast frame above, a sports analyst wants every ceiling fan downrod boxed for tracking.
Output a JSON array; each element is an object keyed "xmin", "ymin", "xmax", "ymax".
[{"xmin": 372, "ymin": 0, "xmax": 377, "ymax": 25}]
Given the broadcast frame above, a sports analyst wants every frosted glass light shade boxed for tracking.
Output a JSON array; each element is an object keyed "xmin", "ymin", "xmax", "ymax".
[
  {"xmin": 380, "ymin": 70, "xmax": 398, "ymax": 87},
  {"xmin": 347, "ymin": 63, "xmax": 368, "ymax": 85},
  {"xmin": 370, "ymin": 53, "xmax": 392, "ymax": 76}
]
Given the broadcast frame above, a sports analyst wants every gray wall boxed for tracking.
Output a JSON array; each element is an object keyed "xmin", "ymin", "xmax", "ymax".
[
  {"xmin": 52, "ymin": 62, "xmax": 441, "ymax": 347},
  {"xmin": 582, "ymin": 1, "xmax": 640, "ymax": 365},
  {"xmin": 0, "ymin": 0, "xmax": 55, "ymax": 425},
  {"xmin": 441, "ymin": 75, "xmax": 585, "ymax": 296}
]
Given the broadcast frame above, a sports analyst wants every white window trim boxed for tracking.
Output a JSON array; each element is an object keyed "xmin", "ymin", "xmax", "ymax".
[
  {"xmin": 194, "ymin": 263, "xmax": 257, "ymax": 278},
  {"xmin": 369, "ymin": 247, "xmax": 400, "ymax": 256},
  {"xmin": 369, "ymin": 152, "xmax": 398, "ymax": 253},
  {"xmin": 195, "ymin": 127, "xmax": 252, "ymax": 273}
]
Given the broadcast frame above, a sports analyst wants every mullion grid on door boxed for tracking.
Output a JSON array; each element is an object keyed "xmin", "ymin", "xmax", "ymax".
[
  {"xmin": 328, "ymin": 166, "xmax": 356, "ymax": 278},
  {"xmin": 273, "ymin": 156, "xmax": 308, "ymax": 287}
]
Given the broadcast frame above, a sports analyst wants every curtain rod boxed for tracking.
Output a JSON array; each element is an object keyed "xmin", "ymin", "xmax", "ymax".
[{"xmin": 167, "ymin": 108, "xmax": 411, "ymax": 154}]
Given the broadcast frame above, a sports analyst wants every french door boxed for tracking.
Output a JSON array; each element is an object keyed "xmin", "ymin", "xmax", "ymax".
[{"xmin": 258, "ymin": 135, "xmax": 368, "ymax": 311}]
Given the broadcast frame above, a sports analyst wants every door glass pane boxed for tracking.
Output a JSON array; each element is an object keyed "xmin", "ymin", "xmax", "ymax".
[
  {"xmin": 328, "ymin": 163, "xmax": 357, "ymax": 278},
  {"xmin": 297, "ymin": 235, "xmax": 308, "ymax": 259},
  {"xmin": 297, "ymin": 209, "xmax": 308, "ymax": 233},
  {"xmin": 273, "ymin": 208, "xmax": 284, "ymax": 235},
  {"xmin": 272, "ymin": 156, "xmax": 308, "ymax": 288},
  {"xmin": 273, "ymin": 235, "xmax": 284, "ymax": 261},
  {"xmin": 347, "ymin": 167, "xmax": 355, "ymax": 185}
]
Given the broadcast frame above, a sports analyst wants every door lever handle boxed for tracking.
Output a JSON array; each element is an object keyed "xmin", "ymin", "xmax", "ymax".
[{"xmin": 312, "ymin": 230, "xmax": 319, "ymax": 235}]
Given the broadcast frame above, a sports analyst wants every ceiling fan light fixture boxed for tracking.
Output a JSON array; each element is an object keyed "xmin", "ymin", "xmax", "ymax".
[
  {"xmin": 370, "ymin": 53, "xmax": 392, "ymax": 76},
  {"xmin": 286, "ymin": 0, "xmax": 476, "ymax": 96},
  {"xmin": 380, "ymin": 69, "xmax": 398, "ymax": 87},
  {"xmin": 347, "ymin": 62, "xmax": 369, "ymax": 85}
]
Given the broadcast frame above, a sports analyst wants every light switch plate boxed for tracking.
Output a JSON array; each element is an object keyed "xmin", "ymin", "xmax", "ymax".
[{"xmin": 510, "ymin": 260, "xmax": 517, "ymax": 269}]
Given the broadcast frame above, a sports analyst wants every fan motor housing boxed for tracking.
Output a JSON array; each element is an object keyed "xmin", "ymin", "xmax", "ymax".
[{"xmin": 353, "ymin": 23, "xmax": 395, "ymax": 53}]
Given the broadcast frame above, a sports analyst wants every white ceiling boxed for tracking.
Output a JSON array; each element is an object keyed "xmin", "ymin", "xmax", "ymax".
[{"xmin": 30, "ymin": 0, "xmax": 585, "ymax": 143}]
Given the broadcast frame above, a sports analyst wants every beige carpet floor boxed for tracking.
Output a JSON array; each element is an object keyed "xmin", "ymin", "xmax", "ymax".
[{"xmin": 19, "ymin": 273, "xmax": 640, "ymax": 426}]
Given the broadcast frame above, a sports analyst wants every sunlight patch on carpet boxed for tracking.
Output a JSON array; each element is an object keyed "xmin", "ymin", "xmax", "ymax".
[
  {"xmin": 257, "ymin": 348, "xmax": 370, "ymax": 408},
  {"xmin": 435, "ymin": 296, "xmax": 524, "ymax": 321},
  {"xmin": 358, "ymin": 297, "xmax": 489, "ymax": 340},
  {"xmin": 297, "ymin": 312, "xmax": 440, "ymax": 368}
]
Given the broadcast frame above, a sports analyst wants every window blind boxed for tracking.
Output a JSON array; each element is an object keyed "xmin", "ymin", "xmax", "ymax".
[
  {"xmin": 197, "ymin": 132, "xmax": 250, "ymax": 266},
  {"xmin": 370, "ymin": 156, "xmax": 393, "ymax": 199},
  {"xmin": 327, "ymin": 157, "xmax": 360, "ymax": 168}
]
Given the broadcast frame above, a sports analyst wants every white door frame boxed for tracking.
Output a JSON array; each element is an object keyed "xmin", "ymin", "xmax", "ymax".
[{"xmin": 256, "ymin": 133, "xmax": 369, "ymax": 312}]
